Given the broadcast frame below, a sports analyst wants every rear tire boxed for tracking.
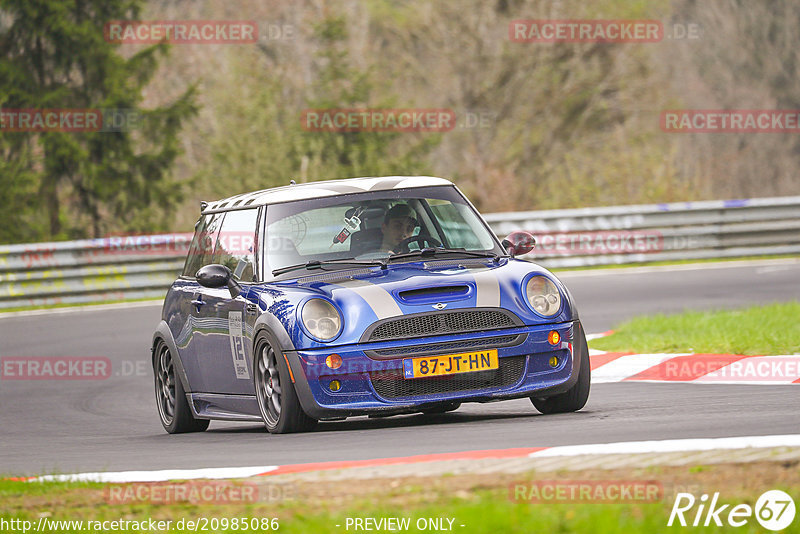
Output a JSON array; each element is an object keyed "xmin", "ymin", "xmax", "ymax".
[
  {"xmin": 530, "ymin": 322, "xmax": 591, "ymax": 414},
  {"xmin": 254, "ymin": 334, "xmax": 317, "ymax": 434},
  {"xmin": 154, "ymin": 340, "xmax": 209, "ymax": 434}
]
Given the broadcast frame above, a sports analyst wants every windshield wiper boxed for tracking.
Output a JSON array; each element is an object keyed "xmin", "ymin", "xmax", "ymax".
[
  {"xmin": 387, "ymin": 248, "xmax": 502, "ymax": 263},
  {"xmin": 272, "ymin": 258, "xmax": 386, "ymax": 276}
]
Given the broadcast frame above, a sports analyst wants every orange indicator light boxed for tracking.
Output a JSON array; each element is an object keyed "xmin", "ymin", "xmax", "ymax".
[
  {"xmin": 548, "ymin": 330, "xmax": 560, "ymax": 345},
  {"xmin": 326, "ymin": 354, "xmax": 343, "ymax": 369}
]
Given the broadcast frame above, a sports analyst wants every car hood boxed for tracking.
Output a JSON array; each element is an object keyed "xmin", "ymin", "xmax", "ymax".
[{"xmin": 251, "ymin": 257, "xmax": 576, "ymax": 349}]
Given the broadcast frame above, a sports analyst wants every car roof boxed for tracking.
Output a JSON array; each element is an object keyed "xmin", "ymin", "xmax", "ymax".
[{"xmin": 201, "ymin": 176, "xmax": 454, "ymax": 214}]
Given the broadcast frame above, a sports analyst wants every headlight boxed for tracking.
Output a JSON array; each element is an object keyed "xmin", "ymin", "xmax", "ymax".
[
  {"xmin": 525, "ymin": 276, "xmax": 561, "ymax": 316},
  {"xmin": 301, "ymin": 299, "xmax": 342, "ymax": 341}
]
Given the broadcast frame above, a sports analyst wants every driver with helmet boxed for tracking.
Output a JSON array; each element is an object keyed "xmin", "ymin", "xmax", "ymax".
[{"xmin": 380, "ymin": 204, "xmax": 418, "ymax": 253}]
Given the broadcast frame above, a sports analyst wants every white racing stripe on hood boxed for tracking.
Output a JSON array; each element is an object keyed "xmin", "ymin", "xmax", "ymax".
[
  {"xmin": 335, "ymin": 279, "xmax": 403, "ymax": 319},
  {"xmin": 471, "ymin": 269, "xmax": 501, "ymax": 307}
]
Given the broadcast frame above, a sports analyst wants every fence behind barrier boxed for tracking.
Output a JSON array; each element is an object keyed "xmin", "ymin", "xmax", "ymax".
[{"xmin": 1, "ymin": 196, "xmax": 798, "ymax": 309}]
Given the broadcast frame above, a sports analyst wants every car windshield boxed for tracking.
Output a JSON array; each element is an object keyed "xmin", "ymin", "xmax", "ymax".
[{"xmin": 264, "ymin": 185, "xmax": 502, "ymax": 275}]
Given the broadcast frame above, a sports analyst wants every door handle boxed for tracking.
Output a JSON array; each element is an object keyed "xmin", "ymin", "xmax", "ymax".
[{"xmin": 191, "ymin": 298, "xmax": 205, "ymax": 307}]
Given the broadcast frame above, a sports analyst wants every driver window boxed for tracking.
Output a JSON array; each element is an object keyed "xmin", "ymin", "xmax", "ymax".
[
  {"xmin": 183, "ymin": 213, "xmax": 224, "ymax": 277},
  {"xmin": 212, "ymin": 209, "xmax": 259, "ymax": 282}
]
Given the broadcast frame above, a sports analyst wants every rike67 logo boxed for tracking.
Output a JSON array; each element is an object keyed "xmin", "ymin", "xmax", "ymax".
[{"xmin": 668, "ymin": 490, "xmax": 795, "ymax": 531}]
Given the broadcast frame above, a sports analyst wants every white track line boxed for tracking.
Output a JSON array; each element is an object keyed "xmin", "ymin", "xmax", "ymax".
[
  {"xmin": 26, "ymin": 435, "xmax": 800, "ymax": 483},
  {"xmin": 33, "ymin": 465, "xmax": 278, "ymax": 483},
  {"xmin": 528, "ymin": 434, "xmax": 800, "ymax": 458},
  {"xmin": 0, "ymin": 299, "xmax": 163, "ymax": 319},
  {"xmin": 556, "ymin": 257, "xmax": 800, "ymax": 278}
]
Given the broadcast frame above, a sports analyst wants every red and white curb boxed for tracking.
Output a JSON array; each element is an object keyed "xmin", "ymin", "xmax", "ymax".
[
  {"xmin": 21, "ymin": 434, "xmax": 800, "ymax": 483},
  {"xmin": 587, "ymin": 331, "xmax": 800, "ymax": 384}
]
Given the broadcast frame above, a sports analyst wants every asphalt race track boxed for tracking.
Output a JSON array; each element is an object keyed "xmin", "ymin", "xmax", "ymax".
[{"xmin": 1, "ymin": 260, "xmax": 798, "ymax": 477}]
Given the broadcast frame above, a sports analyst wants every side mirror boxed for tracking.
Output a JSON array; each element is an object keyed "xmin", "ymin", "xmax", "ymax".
[
  {"xmin": 196, "ymin": 264, "xmax": 242, "ymax": 298},
  {"xmin": 501, "ymin": 231, "xmax": 536, "ymax": 257}
]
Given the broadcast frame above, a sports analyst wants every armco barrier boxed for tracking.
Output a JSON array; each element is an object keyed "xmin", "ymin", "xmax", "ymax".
[
  {"xmin": 484, "ymin": 195, "xmax": 800, "ymax": 268},
  {"xmin": 0, "ymin": 236, "xmax": 189, "ymax": 309},
  {"xmin": 1, "ymin": 196, "xmax": 799, "ymax": 309}
]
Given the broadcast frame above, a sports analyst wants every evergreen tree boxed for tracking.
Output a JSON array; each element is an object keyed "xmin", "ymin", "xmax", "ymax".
[{"xmin": 0, "ymin": 0, "xmax": 197, "ymax": 241}]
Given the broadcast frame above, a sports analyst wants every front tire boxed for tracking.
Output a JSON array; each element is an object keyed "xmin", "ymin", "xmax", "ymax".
[
  {"xmin": 154, "ymin": 340, "xmax": 209, "ymax": 434},
  {"xmin": 254, "ymin": 334, "xmax": 317, "ymax": 434},
  {"xmin": 530, "ymin": 322, "xmax": 591, "ymax": 414}
]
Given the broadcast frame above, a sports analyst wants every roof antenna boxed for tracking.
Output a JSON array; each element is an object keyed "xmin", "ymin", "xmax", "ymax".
[{"xmin": 290, "ymin": 179, "xmax": 297, "ymax": 185}]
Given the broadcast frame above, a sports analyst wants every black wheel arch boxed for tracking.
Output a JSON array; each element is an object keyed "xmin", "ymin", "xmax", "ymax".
[
  {"xmin": 252, "ymin": 312, "xmax": 323, "ymax": 418},
  {"xmin": 152, "ymin": 321, "xmax": 193, "ymax": 397}
]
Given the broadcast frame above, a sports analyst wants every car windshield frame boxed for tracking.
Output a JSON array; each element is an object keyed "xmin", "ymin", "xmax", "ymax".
[{"xmin": 262, "ymin": 185, "xmax": 505, "ymax": 280}]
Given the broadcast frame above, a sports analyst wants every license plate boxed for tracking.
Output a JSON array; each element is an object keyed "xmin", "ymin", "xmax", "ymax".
[{"xmin": 403, "ymin": 349, "xmax": 499, "ymax": 379}]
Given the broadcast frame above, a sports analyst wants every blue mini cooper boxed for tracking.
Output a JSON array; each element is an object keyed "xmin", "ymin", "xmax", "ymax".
[{"xmin": 152, "ymin": 176, "xmax": 590, "ymax": 434}]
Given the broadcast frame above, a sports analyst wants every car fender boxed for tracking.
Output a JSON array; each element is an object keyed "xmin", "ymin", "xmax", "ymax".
[
  {"xmin": 529, "ymin": 320, "xmax": 587, "ymax": 399},
  {"xmin": 558, "ymin": 277, "xmax": 580, "ymax": 321},
  {"xmin": 152, "ymin": 321, "xmax": 193, "ymax": 396},
  {"xmin": 252, "ymin": 311, "xmax": 320, "ymax": 417}
]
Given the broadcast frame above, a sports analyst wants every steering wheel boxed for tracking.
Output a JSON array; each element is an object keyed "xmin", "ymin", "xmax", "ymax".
[{"xmin": 394, "ymin": 234, "xmax": 442, "ymax": 254}]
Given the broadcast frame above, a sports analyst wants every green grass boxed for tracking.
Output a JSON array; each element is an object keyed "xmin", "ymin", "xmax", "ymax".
[
  {"xmin": 590, "ymin": 302, "xmax": 800, "ymax": 355},
  {"xmin": 4, "ymin": 478, "xmax": 796, "ymax": 534},
  {"xmin": 0, "ymin": 478, "xmax": 103, "ymax": 497}
]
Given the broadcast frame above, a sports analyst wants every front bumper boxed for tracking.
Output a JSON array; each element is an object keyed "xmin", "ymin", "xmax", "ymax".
[{"xmin": 285, "ymin": 320, "xmax": 580, "ymax": 419}]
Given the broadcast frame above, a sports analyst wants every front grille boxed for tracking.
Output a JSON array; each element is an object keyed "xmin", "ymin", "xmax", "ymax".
[
  {"xmin": 365, "ymin": 309, "xmax": 520, "ymax": 342},
  {"xmin": 369, "ymin": 356, "xmax": 526, "ymax": 399},
  {"xmin": 368, "ymin": 334, "xmax": 523, "ymax": 359}
]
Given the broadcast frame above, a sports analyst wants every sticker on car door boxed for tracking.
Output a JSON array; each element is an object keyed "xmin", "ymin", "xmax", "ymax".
[{"xmin": 228, "ymin": 311, "xmax": 251, "ymax": 379}]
